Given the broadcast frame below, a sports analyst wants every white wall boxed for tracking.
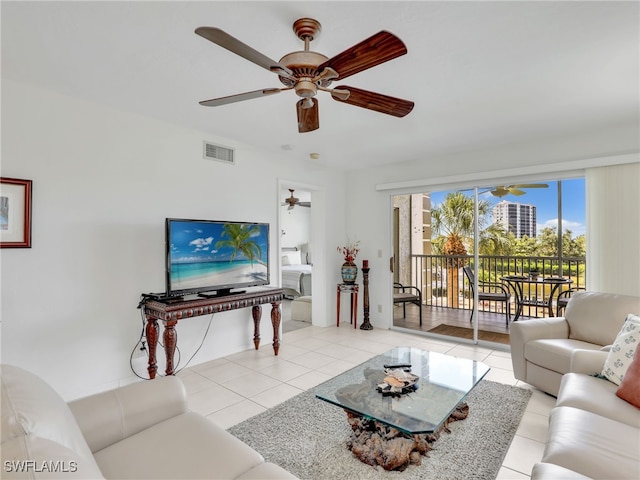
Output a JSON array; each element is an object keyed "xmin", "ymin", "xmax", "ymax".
[{"xmin": 1, "ymin": 80, "xmax": 346, "ymax": 399}]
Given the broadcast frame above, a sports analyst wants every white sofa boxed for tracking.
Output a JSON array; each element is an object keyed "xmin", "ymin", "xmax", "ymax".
[
  {"xmin": 531, "ymin": 371, "xmax": 640, "ymax": 479},
  {"xmin": 510, "ymin": 291, "xmax": 640, "ymax": 396},
  {"xmin": 1, "ymin": 365, "xmax": 298, "ymax": 479},
  {"xmin": 510, "ymin": 291, "xmax": 640, "ymax": 479}
]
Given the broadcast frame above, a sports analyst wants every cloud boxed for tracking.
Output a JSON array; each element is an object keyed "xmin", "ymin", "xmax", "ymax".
[
  {"xmin": 189, "ymin": 236, "xmax": 214, "ymax": 248},
  {"xmin": 175, "ymin": 256, "xmax": 208, "ymax": 263}
]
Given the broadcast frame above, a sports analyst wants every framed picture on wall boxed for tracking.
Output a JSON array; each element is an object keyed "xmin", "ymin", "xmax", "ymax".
[{"xmin": 0, "ymin": 177, "xmax": 32, "ymax": 248}]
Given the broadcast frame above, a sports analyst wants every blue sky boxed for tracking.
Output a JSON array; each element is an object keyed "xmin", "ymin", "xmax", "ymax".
[
  {"xmin": 429, "ymin": 177, "xmax": 586, "ymax": 236},
  {"xmin": 169, "ymin": 220, "xmax": 269, "ymax": 263}
]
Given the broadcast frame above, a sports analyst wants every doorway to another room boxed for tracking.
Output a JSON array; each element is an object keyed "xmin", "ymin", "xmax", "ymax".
[{"xmin": 280, "ymin": 187, "xmax": 313, "ymax": 332}]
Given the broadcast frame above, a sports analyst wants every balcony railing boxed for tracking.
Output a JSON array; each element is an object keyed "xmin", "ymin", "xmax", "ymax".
[{"xmin": 409, "ymin": 254, "xmax": 586, "ymax": 318}]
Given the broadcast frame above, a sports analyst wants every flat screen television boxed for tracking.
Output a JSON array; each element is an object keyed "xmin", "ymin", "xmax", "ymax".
[{"xmin": 165, "ymin": 218, "xmax": 270, "ymax": 298}]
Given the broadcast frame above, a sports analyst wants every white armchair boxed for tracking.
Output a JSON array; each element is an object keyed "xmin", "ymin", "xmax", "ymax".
[{"xmin": 510, "ymin": 291, "xmax": 640, "ymax": 396}]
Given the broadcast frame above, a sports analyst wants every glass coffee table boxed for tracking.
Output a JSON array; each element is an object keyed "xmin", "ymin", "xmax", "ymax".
[{"xmin": 315, "ymin": 347, "xmax": 490, "ymax": 470}]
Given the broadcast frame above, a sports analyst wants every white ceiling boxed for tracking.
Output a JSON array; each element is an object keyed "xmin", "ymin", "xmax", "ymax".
[{"xmin": 2, "ymin": 1, "xmax": 638, "ymax": 171}]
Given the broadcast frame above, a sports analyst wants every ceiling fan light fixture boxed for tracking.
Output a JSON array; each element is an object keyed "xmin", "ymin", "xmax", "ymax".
[{"xmin": 295, "ymin": 79, "xmax": 317, "ymax": 99}]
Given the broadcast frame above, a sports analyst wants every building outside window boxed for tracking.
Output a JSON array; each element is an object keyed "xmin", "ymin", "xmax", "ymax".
[{"xmin": 492, "ymin": 201, "xmax": 537, "ymax": 238}]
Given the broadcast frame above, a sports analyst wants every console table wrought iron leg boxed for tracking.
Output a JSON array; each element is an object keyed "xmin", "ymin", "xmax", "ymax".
[
  {"xmin": 270, "ymin": 301, "xmax": 281, "ymax": 355},
  {"xmin": 252, "ymin": 305, "xmax": 261, "ymax": 350},
  {"xmin": 163, "ymin": 320, "xmax": 177, "ymax": 376},
  {"xmin": 145, "ymin": 317, "xmax": 159, "ymax": 379}
]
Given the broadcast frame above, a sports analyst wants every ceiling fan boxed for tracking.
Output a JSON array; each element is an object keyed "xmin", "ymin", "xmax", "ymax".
[
  {"xmin": 282, "ymin": 189, "xmax": 311, "ymax": 210},
  {"xmin": 195, "ymin": 18, "xmax": 414, "ymax": 133},
  {"xmin": 484, "ymin": 184, "xmax": 549, "ymax": 198}
]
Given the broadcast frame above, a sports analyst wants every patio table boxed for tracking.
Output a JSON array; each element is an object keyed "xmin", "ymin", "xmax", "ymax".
[{"xmin": 501, "ymin": 275, "xmax": 572, "ymax": 321}]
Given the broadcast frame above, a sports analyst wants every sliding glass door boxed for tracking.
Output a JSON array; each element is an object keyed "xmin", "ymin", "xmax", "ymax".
[{"xmin": 392, "ymin": 178, "xmax": 586, "ymax": 345}]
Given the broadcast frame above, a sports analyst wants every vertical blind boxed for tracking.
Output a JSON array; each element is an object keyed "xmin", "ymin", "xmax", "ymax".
[{"xmin": 586, "ymin": 162, "xmax": 640, "ymax": 295}]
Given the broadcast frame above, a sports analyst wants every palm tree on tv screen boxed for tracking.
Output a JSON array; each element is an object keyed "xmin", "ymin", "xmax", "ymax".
[{"xmin": 215, "ymin": 223, "xmax": 263, "ymax": 266}]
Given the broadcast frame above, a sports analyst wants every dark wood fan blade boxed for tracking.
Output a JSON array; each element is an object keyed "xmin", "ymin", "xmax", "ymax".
[
  {"xmin": 319, "ymin": 31, "xmax": 407, "ymax": 81},
  {"xmin": 195, "ymin": 27, "xmax": 293, "ymax": 77},
  {"xmin": 297, "ymin": 98, "xmax": 319, "ymax": 133},
  {"xmin": 199, "ymin": 88, "xmax": 281, "ymax": 107},
  {"xmin": 331, "ymin": 86, "xmax": 414, "ymax": 117}
]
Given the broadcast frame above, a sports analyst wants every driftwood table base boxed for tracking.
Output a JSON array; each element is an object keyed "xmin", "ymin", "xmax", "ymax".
[{"xmin": 344, "ymin": 402, "xmax": 470, "ymax": 471}]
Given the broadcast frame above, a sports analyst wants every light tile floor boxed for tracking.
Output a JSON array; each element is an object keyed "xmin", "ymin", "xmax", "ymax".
[{"xmin": 178, "ymin": 324, "xmax": 556, "ymax": 479}]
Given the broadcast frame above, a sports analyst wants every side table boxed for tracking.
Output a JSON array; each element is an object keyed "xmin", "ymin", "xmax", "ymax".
[{"xmin": 337, "ymin": 283, "xmax": 359, "ymax": 328}]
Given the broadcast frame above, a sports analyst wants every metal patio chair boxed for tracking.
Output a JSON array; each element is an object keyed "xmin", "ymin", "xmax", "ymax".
[
  {"xmin": 393, "ymin": 282, "xmax": 423, "ymax": 325},
  {"xmin": 463, "ymin": 266, "xmax": 511, "ymax": 326}
]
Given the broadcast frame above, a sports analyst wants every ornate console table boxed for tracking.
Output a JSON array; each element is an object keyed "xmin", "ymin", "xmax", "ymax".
[{"xmin": 141, "ymin": 288, "xmax": 284, "ymax": 379}]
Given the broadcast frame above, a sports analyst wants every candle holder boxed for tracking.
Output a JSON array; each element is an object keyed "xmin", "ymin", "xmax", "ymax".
[{"xmin": 360, "ymin": 261, "xmax": 373, "ymax": 330}]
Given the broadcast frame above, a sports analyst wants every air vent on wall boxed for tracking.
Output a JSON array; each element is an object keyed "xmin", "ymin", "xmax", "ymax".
[{"xmin": 203, "ymin": 141, "xmax": 235, "ymax": 165}]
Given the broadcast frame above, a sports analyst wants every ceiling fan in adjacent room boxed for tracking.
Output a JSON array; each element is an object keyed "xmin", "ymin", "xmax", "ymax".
[
  {"xmin": 195, "ymin": 18, "xmax": 414, "ymax": 133},
  {"xmin": 484, "ymin": 184, "xmax": 549, "ymax": 198},
  {"xmin": 282, "ymin": 189, "xmax": 311, "ymax": 210}
]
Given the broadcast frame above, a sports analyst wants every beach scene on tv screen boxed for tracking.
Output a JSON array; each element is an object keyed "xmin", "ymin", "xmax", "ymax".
[{"xmin": 169, "ymin": 221, "xmax": 268, "ymax": 291}]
